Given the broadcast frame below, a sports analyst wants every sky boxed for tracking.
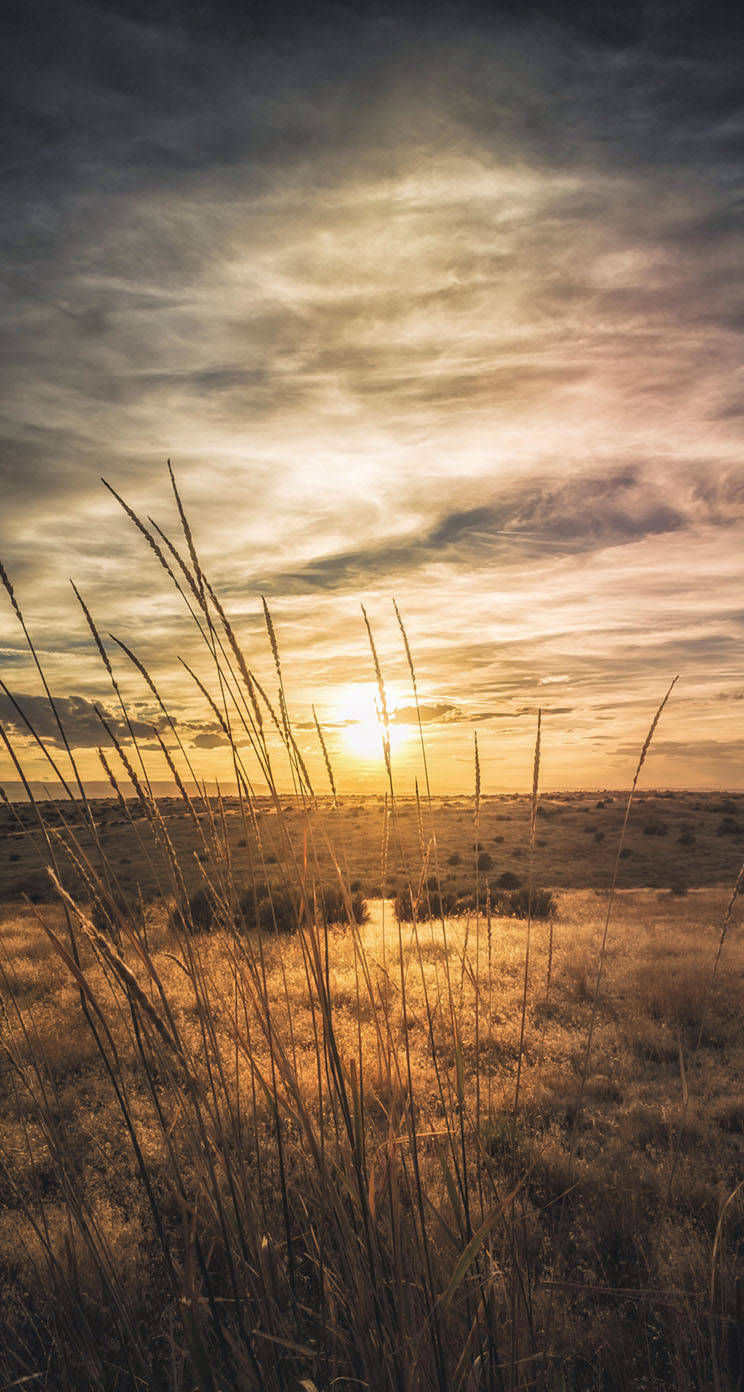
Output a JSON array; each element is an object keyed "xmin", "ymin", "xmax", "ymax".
[{"xmin": 2, "ymin": 0, "xmax": 744, "ymax": 795}]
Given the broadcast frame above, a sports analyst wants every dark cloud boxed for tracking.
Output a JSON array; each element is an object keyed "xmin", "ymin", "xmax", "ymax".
[
  {"xmin": 0, "ymin": 691, "xmax": 158, "ymax": 748},
  {"xmin": 266, "ymin": 470, "xmax": 687, "ymax": 593},
  {"xmin": 191, "ymin": 731, "xmax": 229, "ymax": 750}
]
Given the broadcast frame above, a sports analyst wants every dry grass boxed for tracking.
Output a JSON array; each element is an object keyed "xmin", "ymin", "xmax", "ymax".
[
  {"xmin": 1, "ymin": 474, "xmax": 744, "ymax": 1391},
  {"xmin": 2, "ymin": 887, "xmax": 743, "ymax": 1389}
]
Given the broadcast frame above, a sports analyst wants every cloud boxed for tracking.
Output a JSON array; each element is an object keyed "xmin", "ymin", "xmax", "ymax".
[
  {"xmin": 1, "ymin": 0, "xmax": 744, "ymax": 791},
  {"xmin": 0, "ymin": 691, "xmax": 158, "ymax": 748},
  {"xmin": 615, "ymin": 738, "xmax": 744, "ymax": 764},
  {"xmin": 265, "ymin": 469, "xmax": 688, "ymax": 593},
  {"xmin": 191, "ymin": 731, "xmax": 229, "ymax": 750},
  {"xmin": 391, "ymin": 702, "xmax": 458, "ymax": 724}
]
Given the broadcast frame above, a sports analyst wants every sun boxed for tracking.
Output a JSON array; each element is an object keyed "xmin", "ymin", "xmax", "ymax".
[{"xmin": 331, "ymin": 683, "xmax": 413, "ymax": 764}]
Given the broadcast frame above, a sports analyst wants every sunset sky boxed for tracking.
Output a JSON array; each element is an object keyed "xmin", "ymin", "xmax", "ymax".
[{"xmin": 2, "ymin": 0, "xmax": 744, "ymax": 795}]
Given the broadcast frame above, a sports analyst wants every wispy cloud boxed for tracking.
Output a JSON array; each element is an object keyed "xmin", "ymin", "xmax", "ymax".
[{"xmin": 1, "ymin": 1, "xmax": 743, "ymax": 788}]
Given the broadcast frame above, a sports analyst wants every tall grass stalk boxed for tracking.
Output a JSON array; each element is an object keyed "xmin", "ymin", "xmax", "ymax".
[{"xmin": 3, "ymin": 479, "xmax": 739, "ymax": 1392}]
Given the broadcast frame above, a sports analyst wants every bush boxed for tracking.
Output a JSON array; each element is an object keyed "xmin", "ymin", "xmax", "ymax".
[
  {"xmin": 320, "ymin": 886, "xmax": 369, "ymax": 926},
  {"xmin": 394, "ymin": 888, "xmax": 459, "ymax": 922},
  {"xmin": 477, "ymin": 851, "xmax": 492, "ymax": 871},
  {"xmin": 496, "ymin": 887, "xmax": 556, "ymax": 920},
  {"xmin": 717, "ymin": 817, "xmax": 742, "ymax": 837},
  {"xmin": 171, "ymin": 887, "xmax": 214, "ymax": 934},
  {"xmin": 392, "ymin": 890, "xmax": 470, "ymax": 924},
  {"xmin": 495, "ymin": 870, "xmax": 521, "ymax": 890},
  {"xmin": 447, "ymin": 852, "xmax": 461, "ymax": 865},
  {"xmin": 239, "ymin": 884, "xmax": 368, "ymax": 933},
  {"xmin": 642, "ymin": 821, "xmax": 667, "ymax": 836},
  {"xmin": 91, "ymin": 893, "xmax": 143, "ymax": 936},
  {"xmin": 239, "ymin": 887, "xmax": 296, "ymax": 933}
]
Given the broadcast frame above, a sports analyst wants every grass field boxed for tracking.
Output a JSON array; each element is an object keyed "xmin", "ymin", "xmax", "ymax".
[
  {"xmin": 2, "ymin": 798, "xmax": 743, "ymax": 1390},
  {"xmin": 4, "ymin": 787, "xmax": 744, "ymax": 906},
  {"xmin": 1, "ymin": 477, "xmax": 743, "ymax": 1389}
]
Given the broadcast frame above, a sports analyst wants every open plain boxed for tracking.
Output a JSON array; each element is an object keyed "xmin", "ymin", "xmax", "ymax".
[{"xmin": 2, "ymin": 788, "xmax": 743, "ymax": 1390}]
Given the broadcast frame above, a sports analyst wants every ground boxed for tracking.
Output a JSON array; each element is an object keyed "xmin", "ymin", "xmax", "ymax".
[
  {"xmin": 1, "ymin": 792, "xmax": 743, "ymax": 1389},
  {"xmin": 3, "ymin": 788, "xmax": 744, "ymax": 906}
]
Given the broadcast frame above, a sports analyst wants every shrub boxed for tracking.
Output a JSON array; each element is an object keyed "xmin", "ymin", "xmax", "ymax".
[
  {"xmin": 393, "ymin": 888, "xmax": 461, "ymax": 921},
  {"xmin": 495, "ymin": 870, "xmax": 521, "ymax": 890},
  {"xmin": 496, "ymin": 887, "xmax": 556, "ymax": 919},
  {"xmin": 717, "ymin": 817, "xmax": 742, "ymax": 837},
  {"xmin": 642, "ymin": 821, "xmax": 667, "ymax": 836},
  {"xmin": 447, "ymin": 852, "xmax": 461, "ymax": 865},
  {"xmin": 239, "ymin": 887, "xmax": 296, "ymax": 933},
  {"xmin": 320, "ymin": 886, "xmax": 369, "ymax": 925},
  {"xmin": 476, "ymin": 850, "xmax": 492, "ymax": 871},
  {"xmin": 171, "ymin": 887, "xmax": 214, "ymax": 933},
  {"xmin": 91, "ymin": 893, "xmax": 143, "ymax": 936},
  {"xmin": 239, "ymin": 884, "xmax": 368, "ymax": 933}
]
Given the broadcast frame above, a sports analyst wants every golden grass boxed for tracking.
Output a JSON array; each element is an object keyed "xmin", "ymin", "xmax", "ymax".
[
  {"xmin": 2, "ymin": 882, "xmax": 744, "ymax": 1390},
  {"xmin": 1, "ymin": 471, "xmax": 743, "ymax": 1391}
]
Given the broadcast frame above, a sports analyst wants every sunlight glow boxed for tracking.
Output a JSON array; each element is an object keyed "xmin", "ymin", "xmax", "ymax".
[{"xmin": 332, "ymin": 683, "xmax": 414, "ymax": 764}]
